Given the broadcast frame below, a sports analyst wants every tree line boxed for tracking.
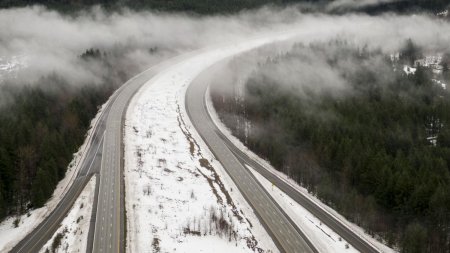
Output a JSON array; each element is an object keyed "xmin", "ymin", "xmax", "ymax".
[
  {"xmin": 0, "ymin": 49, "xmax": 123, "ymax": 219},
  {"xmin": 211, "ymin": 41, "xmax": 450, "ymax": 252},
  {"xmin": 0, "ymin": 0, "xmax": 447, "ymax": 15}
]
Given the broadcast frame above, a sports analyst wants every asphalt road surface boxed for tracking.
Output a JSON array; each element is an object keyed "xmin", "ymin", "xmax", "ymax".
[
  {"xmin": 187, "ymin": 61, "xmax": 381, "ymax": 253},
  {"xmin": 11, "ymin": 30, "xmax": 378, "ymax": 253},
  {"xmin": 9, "ymin": 55, "xmax": 188, "ymax": 253},
  {"xmin": 10, "ymin": 90, "xmax": 111, "ymax": 253},
  {"xmin": 186, "ymin": 69, "xmax": 317, "ymax": 253},
  {"xmin": 12, "ymin": 33, "xmax": 317, "ymax": 253}
]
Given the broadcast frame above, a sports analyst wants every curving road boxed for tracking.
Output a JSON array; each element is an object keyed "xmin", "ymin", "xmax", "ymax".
[
  {"xmin": 9, "ymin": 54, "xmax": 191, "ymax": 253},
  {"xmin": 10, "ymin": 87, "xmax": 111, "ymax": 253},
  {"xmin": 11, "ymin": 28, "xmax": 379, "ymax": 253},
  {"xmin": 186, "ymin": 56, "xmax": 381, "ymax": 253},
  {"xmin": 186, "ymin": 81, "xmax": 317, "ymax": 253}
]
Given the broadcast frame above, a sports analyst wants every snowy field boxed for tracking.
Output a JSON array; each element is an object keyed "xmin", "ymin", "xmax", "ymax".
[
  {"xmin": 39, "ymin": 176, "xmax": 96, "ymax": 253},
  {"xmin": 123, "ymin": 33, "xmax": 304, "ymax": 253}
]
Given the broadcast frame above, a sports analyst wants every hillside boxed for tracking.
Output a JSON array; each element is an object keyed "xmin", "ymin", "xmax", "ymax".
[{"xmin": 211, "ymin": 41, "xmax": 450, "ymax": 252}]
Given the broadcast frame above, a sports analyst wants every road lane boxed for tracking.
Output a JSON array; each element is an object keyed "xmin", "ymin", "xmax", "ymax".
[
  {"xmin": 186, "ymin": 64, "xmax": 317, "ymax": 253},
  {"xmin": 191, "ymin": 61, "xmax": 381, "ymax": 253}
]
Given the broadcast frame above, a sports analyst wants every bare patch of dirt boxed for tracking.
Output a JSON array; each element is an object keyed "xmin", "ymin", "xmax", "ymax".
[
  {"xmin": 198, "ymin": 158, "xmax": 243, "ymax": 222},
  {"xmin": 183, "ymin": 227, "xmax": 202, "ymax": 236},
  {"xmin": 176, "ymin": 105, "xmax": 201, "ymax": 156},
  {"xmin": 163, "ymin": 168, "xmax": 174, "ymax": 173},
  {"xmin": 151, "ymin": 237, "xmax": 161, "ymax": 253}
]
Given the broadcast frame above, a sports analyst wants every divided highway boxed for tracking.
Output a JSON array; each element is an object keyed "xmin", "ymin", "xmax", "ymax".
[
  {"xmin": 9, "ymin": 48, "xmax": 224, "ymax": 253},
  {"xmin": 187, "ymin": 62, "xmax": 381, "ymax": 253},
  {"xmin": 10, "ymin": 90, "xmax": 111, "ymax": 253},
  {"xmin": 11, "ymin": 29, "xmax": 380, "ymax": 253},
  {"xmin": 186, "ymin": 65, "xmax": 317, "ymax": 252},
  {"xmin": 10, "ymin": 54, "xmax": 191, "ymax": 253}
]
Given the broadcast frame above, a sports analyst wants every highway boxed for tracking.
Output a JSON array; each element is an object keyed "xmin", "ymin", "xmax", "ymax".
[
  {"xmin": 9, "ymin": 55, "xmax": 186, "ymax": 253},
  {"xmin": 10, "ymin": 89, "xmax": 111, "ymax": 253},
  {"xmin": 9, "ymin": 48, "xmax": 219, "ymax": 252},
  {"xmin": 11, "ymin": 29, "xmax": 378, "ymax": 253},
  {"xmin": 186, "ymin": 65, "xmax": 317, "ymax": 252},
  {"xmin": 187, "ymin": 61, "xmax": 381, "ymax": 253}
]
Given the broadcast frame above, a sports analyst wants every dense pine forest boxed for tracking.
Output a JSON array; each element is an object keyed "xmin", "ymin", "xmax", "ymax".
[
  {"xmin": 0, "ymin": 49, "xmax": 125, "ymax": 219},
  {"xmin": 0, "ymin": 0, "xmax": 448, "ymax": 14},
  {"xmin": 211, "ymin": 41, "xmax": 450, "ymax": 252},
  {"xmin": 0, "ymin": 0, "xmax": 448, "ymax": 244}
]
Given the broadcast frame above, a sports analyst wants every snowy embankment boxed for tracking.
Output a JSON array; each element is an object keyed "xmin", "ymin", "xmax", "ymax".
[
  {"xmin": 205, "ymin": 87, "xmax": 396, "ymax": 253},
  {"xmin": 247, "ymin": 165, "xmax": 358, "ymax": 253},
  {"xmin": 39, "ymin": 176, "xmax": 96, "ymax": 253},
  {"xmin": 0, "ymin": 99, "xmax": 107, "ymax": 252},
  {"xmin": 124, "ymin": 33, "xmax": 303, "ymax": 253}
]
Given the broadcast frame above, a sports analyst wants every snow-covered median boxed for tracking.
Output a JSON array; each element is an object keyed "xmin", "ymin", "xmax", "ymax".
[
  {"xmin": 39, "ymin": 175, "xmax": 96, "ymax": 253},
  {"xmin": 123, "ymin": 34, "xmax": 303, "ymax": 253}
]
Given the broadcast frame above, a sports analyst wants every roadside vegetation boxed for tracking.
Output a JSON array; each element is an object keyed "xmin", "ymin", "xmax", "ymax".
[
  {"xmin": 0, "ymin": 49, "xmax": 123, "ymax": 219},
  {"xmin": 211, "ymin": 40, "xmax": 450, "ymax": 252}
]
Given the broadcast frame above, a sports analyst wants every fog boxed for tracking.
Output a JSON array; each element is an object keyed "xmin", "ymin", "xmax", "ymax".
[
  {"xmin": 0, "ymin": 6, "xmax": 304, "ymax": 85},
  {"xmin": 0, "ymin": 4, "xmax": 449, "ymax": 89},
  {"xmin": 208, "ymin": 8, "xmax": 450, "ymax": 108},
  {"xmin": 325, "ymin": 0, "xmax": 400, "ymax": 12}
]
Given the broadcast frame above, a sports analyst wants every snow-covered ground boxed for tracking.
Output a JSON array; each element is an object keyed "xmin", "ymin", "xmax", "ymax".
[
  {"xmin": 403, "ymin": 65, "xmax": 416, "ymax": 75},
  {"xmin": 0, "ymin": 99, "xmax": 108, "ymax": 252},
  {"xmin": 432, "ymin": 79, "xmax": 447, "ymax": 90},
  {"xmin": 125, "ymin": 91, "xmax": 277, "ymax": 253},
  {"xmin": 205, "ymin": 86, "xmax": 396, "ymax": 253},
  {"xmin": 247, "ymin": 165, "xmax": 358, "ymax": 253},
  {"xmin": 123, "ymin": 33, "xmax": 305, "ymax": 253},
  {"xmin": 437, "ymin": 9, "xmax": 448, "ymax": 17},
  {"xmin": 0, "ymin": 55, "xmax": 27, "ymax": 81},
  {"xmin": 39, "ymin": 176, "xmax": 96, "ymax": 253}
]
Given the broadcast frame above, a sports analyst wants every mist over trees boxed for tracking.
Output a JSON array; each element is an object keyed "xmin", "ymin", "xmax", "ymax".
[
  {"xmin": 0, "ymin": 0, "xmax": 448, "ymax": 14},
  {"xmin": 211, "ymin": 41, "xmax": 450, "ymax": 252},
  {"xmin": 0, "ymin": 49, "xmax": 126, "ymax": 218},
  {"xmin": 0, "ymin": 0, "xmax": 447, "ymax": 246}
]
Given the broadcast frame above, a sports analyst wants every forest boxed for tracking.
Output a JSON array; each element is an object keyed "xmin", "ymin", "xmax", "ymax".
[
  {"xmin": 0, "ymin": 0, "xmax": 448, "ymax": 14},
  {"xmin": 211, "ymin": 41, "xmax": 450, "ymax": 252},
  {"xmin": 0, "ymin": 49, "xmax": 124, "ymax": 219}
]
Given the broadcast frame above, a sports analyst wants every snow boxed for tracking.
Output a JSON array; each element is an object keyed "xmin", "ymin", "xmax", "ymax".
[
  {"xmin": 0, "ymin": 95, "xmax": 109, "ymax": 252},
  {"xmin": 432, "ymin": 79, "xmax": 447, "ymax": 90},
  {"xmin": 437, "ymin": 10, "xmax": 448, "ymax": 17},
  {"xmin": 247, "ymin": 165, "xmax": 358, "ymax": 253},
  {"xmin": 389, "ymin": 53, "xmax": 399, "ymax": 62},
  {"xmin": 205, "ymin": 86, "xmax": 397, "ymax": 253},
  {"xmin": 39, "ymin": 176, "xmax": 96, "ymax": 253},
  {"xmin": 403, "ymin": 65, "xmax": 416, "ymax": 75},
  {"xmin": 0, "ymin": 55, "xmax": 27, "ymax": 81},
  {"xmin": 123, "ymin": 33, "xmax": 303, "ymax": 253}
]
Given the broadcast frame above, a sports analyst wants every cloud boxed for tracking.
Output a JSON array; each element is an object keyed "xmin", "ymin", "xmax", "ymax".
[
  {"xmin": 326, "ymin": 0, "xmax": 400, "ymax": 12},
  {"xmin": 0, "ymin": 5, "xmax": 449, "ymax": 90},
  {"xmin": 207, "ymin": 9, "xmax": 450, "ymax": 112},
  {"xmin": 0, "ymin": 6, "xmax": 304, "ymax": 85}
]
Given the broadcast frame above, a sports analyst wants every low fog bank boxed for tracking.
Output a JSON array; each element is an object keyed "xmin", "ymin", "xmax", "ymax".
[
  {"xmin": 0, "ymin": 6, "xmax": 305, "ymax": 87},
  {"xmin": 326, "ymin": 0, "xmax": 400, "ymax": 12},
  {"xmin": 0, "ymin": 5, "xmax": 449, "ymax": 92},
  {"xmin": 210, "ymin": 8, "xmax": 450, "ymax": 101}
]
